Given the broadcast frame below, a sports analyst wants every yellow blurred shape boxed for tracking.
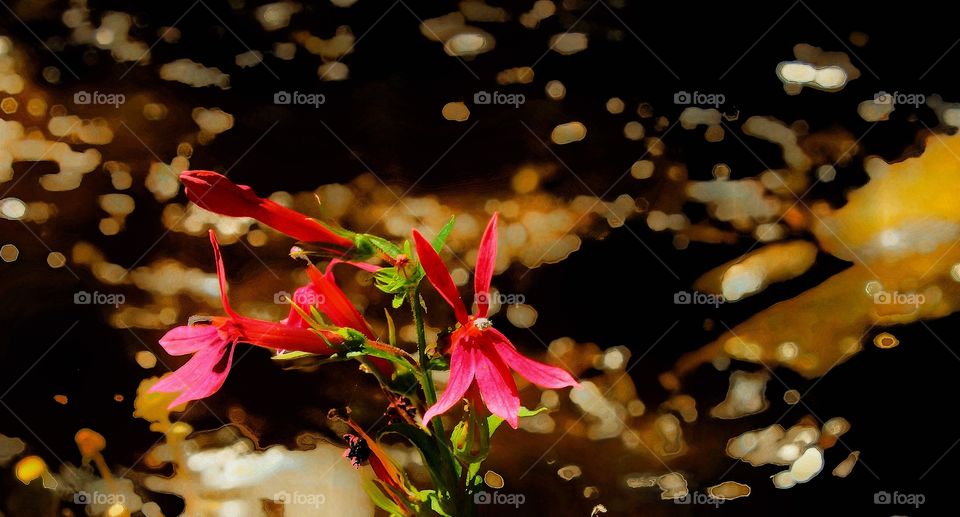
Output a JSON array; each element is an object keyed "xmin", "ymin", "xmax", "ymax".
[
  {"xmin": 551, "ymin": 122, "xmax": 586, "ymax": 145},
  {"xmin": 873, "ymin": 332, "xmax": 899, "ymax": 349},
  {"xmin": 15, "ymin": 455, "xmax": 45, "ymax": 484},
  {"xmin": 75, "ymin": 428, "xmax": 106, "ymax": 458},
  {"xmin": 442, "ymin": 102, "xmax": 470, "ymax": 122}
]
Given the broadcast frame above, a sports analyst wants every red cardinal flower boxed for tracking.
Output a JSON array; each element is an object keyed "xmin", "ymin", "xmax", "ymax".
[
  {"xmin": 150, "ymin": 230, "xmax": 349, "ymax": 408},
  {"xmin": 283, "ymin": 259, "xmax": 392, "ymax": 374},
  {"xmin": 414, "ymin": 213, "xmax": 579, "ymax": 429},
  {"xmin": 180, "ymin": 170, "xmax": 354, "ymax": 248}
]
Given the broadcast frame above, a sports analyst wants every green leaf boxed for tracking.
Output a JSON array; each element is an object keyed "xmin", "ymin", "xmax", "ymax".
[
  {"xmin": 384, "ymin": 309, "xmax": 397, "ymax": 347},
  {"xmin": 487, "ymin": 406, "xmax": 550, "ymax": 435},
  {"xmin": 271, "ymin": 350, "xmax": 350, "ymax": 370},
  {"xmin": 428, "ymin": 356, "xmax": 450, "ymax": 371},
  {"xmin": 391, "ymin": 294, "xmax": 405, "ymax": 308},
  {"xmin": 271, "ymin": 350, "xmax": 319, "ymax": 361},
  {"xmin": 361, "ymin": 476, "xmax": 407, "ymax": 516},
  {"xmin": 418, "ymin": 490, "xmax": 454, "ymax": 517},
  {"xmin": 364, "ymin": 234, "xmax": 402, "ymax": 258},
  {"xmin": 380, "ymin": 424, "xmax": 458, "ymax": 508},
  {"xmin": 431, "ymin": 216, "xmax": 456, "ymax": 252}
]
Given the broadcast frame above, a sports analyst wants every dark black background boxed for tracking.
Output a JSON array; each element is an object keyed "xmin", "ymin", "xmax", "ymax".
[{"xmin": 1, "ymin": 0, "xmax": 958, "ymax": 515}]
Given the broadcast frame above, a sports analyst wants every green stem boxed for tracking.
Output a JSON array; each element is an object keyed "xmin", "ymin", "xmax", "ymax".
[
  {"xmin": 410, "ymin": 284, "xmax": 466, "ymax": 514},
  {"xmin": 410, "ymin": 285, "xmax": 442, "ymax": 434},
  {"xmin": 358, "ymin": 357, "xmax": 391, "ymax": 389}
]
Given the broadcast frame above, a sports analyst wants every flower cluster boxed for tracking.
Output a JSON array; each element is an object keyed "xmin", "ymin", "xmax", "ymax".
[{"xmin": 151, "ymin": 170, "xmax": 579, "ymax": 515}]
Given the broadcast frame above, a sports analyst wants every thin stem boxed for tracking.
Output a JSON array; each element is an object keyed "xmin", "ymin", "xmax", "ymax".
[
  {"xmin": 410, "ymin": 286, "xmax": 440, "ymax": 417},
  {"xmin": 411, "ymin": 284, "xmax": 466, "ymax": 514}
]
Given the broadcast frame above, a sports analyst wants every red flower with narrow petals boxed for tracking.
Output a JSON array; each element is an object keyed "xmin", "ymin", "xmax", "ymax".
[
  {"xmin": 150, "ymin": 230, "xmax": 349, "ymax": 408},
  {"xmin": 180, "ymin": 170, "xmax": 354, "ymax": 248},
  {"xmin": 282, "ymin": 260, "xmax": 392, "ymax": 374},
  {"xmin": 414, "ymin": 213, "xmax": 579, "ymax": 429}
]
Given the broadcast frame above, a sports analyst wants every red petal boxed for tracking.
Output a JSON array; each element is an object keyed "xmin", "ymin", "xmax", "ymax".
[
  {"xmin": 328, "ymin": 258, "xmax": 382, "ymax": 274},
  {"xmin": 474, "ymin": 213, "xmax": 499, "ymax": 318},
  {"xmin": 306, "ymin": 264, "xmax": 375, "ymax": 339},
  {"xmin": 234, "ymin": 316, "xmax": 339, "ymax": 354},
  {"xmin": 151, "ymin": 342, "xmax": 235, "ymax": 408},
  {"xmin": 182, "ymin": 171, "xmax": 353, "ymax": 248},
  {"xmin": 282, "ymin": 284, "xmax": 321, "ymax": 328},
  {"xmin": 158, "ymin": 325, "xmax": 222, "ymax": 355},
  {"xmin": 208, "ymin": 230, "xmax": 239, "ymax": 319},
  {"xmin": 306, "ymin": 264, "xmax": 393, "ymax": 375},
  {"xmin": 423, "ymin": 342, "xmax": 477, "ymax": 425},
  {"xmin": 473, "ymin": 337, "xmax": 520, "ymax": 429},
  {"xmin": 412, "ymin": 229, "xmax": 468, "ymax": 324},
  {"xmin": 490, "ymin": 329, "xmax": 580, "ymax": 389}
]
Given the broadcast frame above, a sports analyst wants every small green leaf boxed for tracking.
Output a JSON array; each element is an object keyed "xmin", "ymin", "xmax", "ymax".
[
  {"xmin": 431, "ymin": 216, "xmax": 456, "ymax": 252},
  {"xmin": 428, "ymin": 356, "xmax": 450, "ymax": 371},
  {"xmin": 487, "ymin": 406, "xmax": 550, "ymax": 435},
  {"xmin": 361, "ymin": 476, "xmax": 407, "ymax": 516},
  {"xmin": 418, "ymin": 490, "xmax": 454, "ymax": 517},
  {"xmin": 364, "ymin": 234, "xmax": 402, "ymax": 258},
  {"xmin": 384, "ymin": 309, "xmax": 397, "ymax": 347},
  {"xmin": 271, "ymin": 350, "xmax": 319, "ymax": 361},
  {"xmin": 391, "ymin": 294, "xmax": 405, "ymax": 308}
]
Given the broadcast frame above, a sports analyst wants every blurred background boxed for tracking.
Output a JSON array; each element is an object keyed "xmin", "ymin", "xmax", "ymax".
[{"xmin": 1, "ymin": 0, "xmax": 959, "ymax": 515}]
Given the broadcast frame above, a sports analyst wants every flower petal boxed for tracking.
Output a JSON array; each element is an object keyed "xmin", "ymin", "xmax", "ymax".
[
  {"xmin": 473, "ymin": 337, "xmax": 520, "ymax": 429},
  {"xmin": 412, "ymin": 229, "xmax": 468, "ymax": 324},
  {"xmin": 234, "ymin": 316, "xmax": 339, "ymax": 355},
  {"xmin": 328, "ymin": 258, "xmax": 382, "ymax": 274},
  {"xmin": 182, "ymin": 171, "xmax": 353, "ymax": 247},
  {"xmin": 423, "ymin": 342, "xmax": 477, "ymax": 425},
  {"xmin": 208, "ymin": 230, "xmax": 239, "ymax": 319},
  {"xmin": 490, "ymin": 329, "xmax": 580, "ymax": 389},
  {"xmin": 303, "ymin": 264, "xmax": 392, "ymax": 374},
  {"xmin": 151, "ymin": 342, "xmax": 235, "ymax": 408},
  {"xmin": 306, "ymin": 263, "xmax": 375, "ymax": 339},
  {"xmin": 474, "ymin": 213, "xmax": 498, "ymax": 318},
  {"xmin": 282, "ymin": 284, "xmax": 320, "ymax": 328},
  {"xmin": 158, "ymin": 325, "xmax": 222, "ymax": 355}
]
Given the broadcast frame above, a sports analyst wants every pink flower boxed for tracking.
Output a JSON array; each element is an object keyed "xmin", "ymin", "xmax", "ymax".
[
  {"xmin": 413, "ymin": 213, "xmax": 579, "ymax": 429},
  {"xmin": 150, "ymin": 230, "xmax": 348, "ymax": 408},
  {"xmin": 180, "ymin": 170, "xmax": 354, "ymax": 248}
]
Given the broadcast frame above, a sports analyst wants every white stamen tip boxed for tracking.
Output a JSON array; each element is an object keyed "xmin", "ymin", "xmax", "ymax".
[{"xmin": 474, "ymin": 318, "xmax": 492, "ymax": 330}]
